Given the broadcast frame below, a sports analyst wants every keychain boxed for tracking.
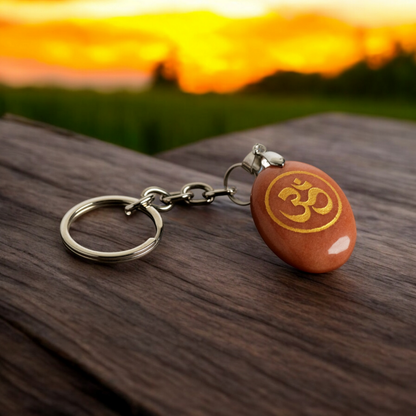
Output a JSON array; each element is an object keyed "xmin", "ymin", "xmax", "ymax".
[{"xmin": 60, "ymin": 144, "xmax": 356, "ymax": 273}]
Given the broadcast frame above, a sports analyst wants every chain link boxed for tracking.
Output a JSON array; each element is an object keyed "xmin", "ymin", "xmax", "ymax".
[
  {"xmin": 162, "ymin": 191, "xmax": 194, "ymax": 205},
  {"xmin": 203, "ymin": 187, "xmax": 236, "ymax": 199},
  {"xmin": 181, "ymin": 182, "xmax": 214, "ymax": 205}
]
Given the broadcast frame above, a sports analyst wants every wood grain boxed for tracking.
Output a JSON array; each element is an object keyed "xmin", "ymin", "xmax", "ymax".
[{"xmin": 1, "ymin": 113, "xmax": 416, "ymax": 416}]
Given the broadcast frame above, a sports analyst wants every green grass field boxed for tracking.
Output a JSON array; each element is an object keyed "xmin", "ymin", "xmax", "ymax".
[{"xmin": 1, "ymin": 86, "xmax": 415, "ymax": 154}]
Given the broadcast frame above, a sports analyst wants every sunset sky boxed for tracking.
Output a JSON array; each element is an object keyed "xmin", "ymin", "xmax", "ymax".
[{"xmin": 1, "ymin": 0, "xmax": 416, "ymax": 93}]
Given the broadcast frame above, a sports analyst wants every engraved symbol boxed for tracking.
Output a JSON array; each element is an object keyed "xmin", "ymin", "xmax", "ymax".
[
  {"xmin": 265, "ymin": 170, "xmax": 342, "ymax": 233},
  {"xmin": 278, "ymin": 178, "xmax": 333, "ymax": 223}
]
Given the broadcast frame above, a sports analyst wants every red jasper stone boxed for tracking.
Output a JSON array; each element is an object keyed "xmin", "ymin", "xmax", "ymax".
[{"xmin": 251, "ymin": 161, "xmax": 356, "ymax": 273}]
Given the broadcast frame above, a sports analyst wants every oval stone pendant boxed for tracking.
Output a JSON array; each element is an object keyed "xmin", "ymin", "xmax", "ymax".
[{"xmin": 251, "ymin": 160, "xmax": 356, "ymax": 273}]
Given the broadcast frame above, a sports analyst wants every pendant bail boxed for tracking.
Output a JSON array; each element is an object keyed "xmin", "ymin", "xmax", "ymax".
[{"xmin": 242, "ymin": 143, "xmax": 285, "ymax": 176}]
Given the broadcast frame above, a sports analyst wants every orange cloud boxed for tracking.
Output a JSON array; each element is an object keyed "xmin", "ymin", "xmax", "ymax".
[{"xmin": 0, "ymin": 11, "xmax": 415, "ymax": 93}]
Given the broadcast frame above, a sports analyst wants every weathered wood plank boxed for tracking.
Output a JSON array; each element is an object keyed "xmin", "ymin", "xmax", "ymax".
[
  {"xmin": 1, "ymin": 113, "xmax": 416, "ymax": 416},
  {"xmin": 0, "ymin": 318, "xmax": 129, "ymax": 416}
]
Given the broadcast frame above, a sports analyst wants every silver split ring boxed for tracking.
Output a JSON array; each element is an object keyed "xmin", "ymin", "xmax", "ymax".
[
  {"xmin": 223, "ymin": 163, "xmax": 252, "ymax": 206},
  {"xmin": 60, "ymin": 195, "xmax": 163, "ymax": 263}
]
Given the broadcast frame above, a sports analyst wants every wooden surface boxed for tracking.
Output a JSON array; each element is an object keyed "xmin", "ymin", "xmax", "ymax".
[{"xmin": 1, "ymin": 113, "xmax": 416, "ymax": 416}]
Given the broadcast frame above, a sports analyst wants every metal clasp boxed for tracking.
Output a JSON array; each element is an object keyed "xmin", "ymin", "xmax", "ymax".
[{"xmin": 242, "ymin": 143, "xmax": 285, "ymax": 176}]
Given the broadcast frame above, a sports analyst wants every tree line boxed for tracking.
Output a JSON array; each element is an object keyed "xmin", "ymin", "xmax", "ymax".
[{"xmin": 243, "ymin": 49, "xmax": 416, "ymax": 99}]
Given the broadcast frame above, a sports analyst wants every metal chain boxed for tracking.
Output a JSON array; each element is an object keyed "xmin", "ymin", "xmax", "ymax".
[
  {"xmin": 125, "ymin": 147, "xmax": 281, "ymax": 215},
  {"xmin": 137, "ymin": 182, "xmax": 237, "ymax": 212}
]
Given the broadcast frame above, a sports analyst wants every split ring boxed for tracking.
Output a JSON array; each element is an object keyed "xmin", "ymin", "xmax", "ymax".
[
  {"xmin": 223, "ymin": 163, "xmax": 252, "ymax": 206},
  {"xmin": 60, "ymin": 195, "xmax": 163, "ymax": 263}
]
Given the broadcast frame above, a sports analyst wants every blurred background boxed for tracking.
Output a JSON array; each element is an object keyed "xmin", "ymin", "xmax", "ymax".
[{"xmin": 1, "ymin": 0, "xmax": 415, "ymax": 154}]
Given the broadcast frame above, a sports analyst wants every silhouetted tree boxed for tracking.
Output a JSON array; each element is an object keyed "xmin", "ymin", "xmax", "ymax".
[{"xmin": 152, "ymin": 53, "xmax": 179, "ymax": 89}]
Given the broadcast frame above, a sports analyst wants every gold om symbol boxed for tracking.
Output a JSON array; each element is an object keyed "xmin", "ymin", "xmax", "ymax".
[{"xmin": 278, "ymin": 178, "xmax": 333, "ymax": 223}]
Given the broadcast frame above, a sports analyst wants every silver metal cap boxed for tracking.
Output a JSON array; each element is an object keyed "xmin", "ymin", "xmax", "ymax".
[{"xmin": 242, "ymin": 143, "xmax": 285, "ymax": 176}]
